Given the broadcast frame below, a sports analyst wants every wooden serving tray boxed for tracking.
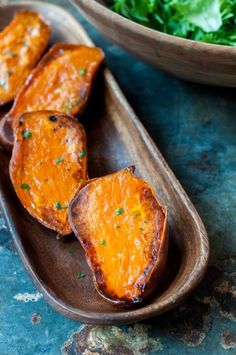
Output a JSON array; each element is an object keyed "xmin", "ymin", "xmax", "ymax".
[{"xmin": 0, "ymin": 1, "xmax": 209, "ymax": 325}]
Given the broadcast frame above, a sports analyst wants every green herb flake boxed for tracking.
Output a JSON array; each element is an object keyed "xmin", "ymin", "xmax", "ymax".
[
  {"xmin": 48, "ymin": 115, "xmax": 57, "ymax": 122},
  {"xmin": 132, "ymin": 212, "xmax": 141, "ymax": 219},
  {"xmin": 0, "ymin": 78, "xmax": 7, "ymax": 88},
  {"xmin": 79, "ymin": 68, "xmax": 86, "ymax": 75},
  {"xmin": 101, "ymin": 239, "xmax": 106, "ymax": 247},
  {"xmin": 62, "ymin": 98, "xmax": 81, "ymax": 114},
  {"xmin": 21, "ymin": 130, "xmax": 32, "ymax": 139},
  {"xmin": 140, "ymin": 227, "xmax": 144, "ymax": 231},
  {"xmin": 8, "ymin": 51, "xmax": 18, "ymax": 57},
  {"xmin": 6, "ymin": 70, "xmax": 12, "ymax": 77},
  {"xmin": 55, "ymin": 202, "xmax": 67, "ymax": 210},
  {"xmin": 62, "ymin": 102, "xmax": 72, "ymax": 115},
  {"xmin": 115, "ymin": 224, "xmax": 120, "ymax": 229},
  {"xmin": 144, "ymin": 220, "xmax": 148, "ymax": 224},
  {"xmin": 79, "ymin": 149, "xmax": 87, "ymax": 159},
  {"xmin": 20, "ymin": 183, "xmax": 30, "ymax": 191},
  {"xmin": 69, "ymin": 247, "xmax": 76, "ymax": 254},
  {"xmin": 115, "ymin": 207, "xmax": 124, "ymax": 215},
  {"xmin": 76, "ymin": 272, "xmax": 86, "ymax": 279},
  {"xmin": 72, "ymin": 98, "xmax": 81, "ymax": 107},
  {"xmin": 55, "ymin": 156, "xmax": 64, "ymax": 164},
  {"xmin": 38, "ymin": 161, "xmax": 43, "ymax": 166}
]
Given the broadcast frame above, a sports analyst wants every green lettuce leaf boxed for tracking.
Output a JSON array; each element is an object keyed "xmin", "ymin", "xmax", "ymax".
[
  {"xmin": 109, "ymin": 0, "xmax": 236, "ymax": 46},
  {"xmin": 171, "ymin": 0, "xmax": 222, "ymax": 32}
]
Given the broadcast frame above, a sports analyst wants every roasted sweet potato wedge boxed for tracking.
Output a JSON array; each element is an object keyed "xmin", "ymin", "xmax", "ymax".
[
  {"xmin": 0, "ymin": 10, "xmax": 51, "ymax": 105},
  {"xmin": 69, "ymin": 167, "xmax": 168, "ymax": 305},
  {"xmin": 0, "ymin": 43, "xmax": 104, "ymax": 150},
  {"xmin": 9, "ymin": 111, "xmax": 87, "ymax": 236}
]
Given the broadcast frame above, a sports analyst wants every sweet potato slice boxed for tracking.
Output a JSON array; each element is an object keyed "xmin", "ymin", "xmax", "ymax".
[
  {"xmin": 69, "ymin": 167, "xmax": 168, "ymax": 305},
  {"xmin": 0, "ymin": 44, "xmax": 104, "ymax": 150},
  {"xmin": 0, "ymin": 10, "xmax": 51, "ymax": 105},
  {"xmin": 9, "ymin": 111, "xmax": 87, "ymax": 236}
]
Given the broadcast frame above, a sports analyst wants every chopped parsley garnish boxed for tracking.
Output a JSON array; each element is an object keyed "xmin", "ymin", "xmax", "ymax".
[
  {"xmin": 0, "ymin": 78, "xmax": 7, "ymax": 88},
  {"xmin": 79, "ymin": 68, "xmax": 86, "ymax": 75},
  {"xmin": 115, "ymin": 207, "xmax": 124, "ymax": 215},
  {"xmin": 115, "ymin": 224, "xmax": 120, "ymax": 229},
  {"xmin": 72, "ymin": 98, "xmax": 81, "ymax": 107},
  {"xmin": 69, "ymin": 247, "xmax": 76, "ymax": 254},
  {"xmin": 48, "ymin": 115, "xmax": 57, "ymax": 122},
  {"xmin": 79, "ymin": 149, "xmax": 87, "ymax": 159},
  {"xmin": 0, "ymin": 71, "xmax": 11, "ymax": 88},
  {"xmin": 76, "ymin": 272, "xmax": 86, "ymax": 279},
  {"xmin": 140, "ymin": 227, "xmax": 144, "ymax": 231},
  {"xmin": 132, "ymin": 212, "xmax": 141, "ymax": 219},
  {"xmin": 101, "ymin": 239, "xmax": 106, "ymax": 247},
  {"xmin": 20, "ymin": 183, "xmax": 30, "ymax": 190},
  {"xmin": 144, "ymin": 220, "xmax": 148, "ymax": 224},
  {"xmin": 8, "ymin": 51, "xmax": 18, "ymax": 57},
  {"xmin": 55, "ymin": 156, "xmax": 64, "ymax": 164},
  {"xmin": 62, "ymin": 99, "xmax": 81, "ymax": 115},
  {"xmin": 55, "ymin": 202, "xmax": 62, "ymax": 210},
  {"xmin": 62, "ymin": 102, "xmax": 72, "ymax": 115},
  {"xmin": 21, "ymin": 130, "xmax": 32, "ymax": 139},
  {"xmin": 55, "ymin": 202, "xmax": 67, "ymax": 210}
]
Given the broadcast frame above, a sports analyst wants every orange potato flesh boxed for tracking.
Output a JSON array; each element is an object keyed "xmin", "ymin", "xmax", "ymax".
[
  {"xmin": 0, "ymin": 10, "xmax": 51, "ymax": 105},
  {"xmin": 0, "ymin": 43, "xmax": 104, "ymax": 150},
  {"xmin": 69, "ymin": 167, "xmax": 168, "ymax": 304},
  {"xmin": 10, "ymin": 111, "xmax": 87, "ymax": 236}
]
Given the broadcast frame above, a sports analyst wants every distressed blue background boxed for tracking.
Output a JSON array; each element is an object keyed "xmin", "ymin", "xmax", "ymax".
[{"xmin": 0, "ymin": 0, "xmax": 235, "ymax": 354}]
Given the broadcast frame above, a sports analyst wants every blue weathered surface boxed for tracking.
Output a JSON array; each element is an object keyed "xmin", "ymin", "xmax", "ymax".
[{"xmin": 0, "ymin": 0, "xmax": 235, "ymax": 354}]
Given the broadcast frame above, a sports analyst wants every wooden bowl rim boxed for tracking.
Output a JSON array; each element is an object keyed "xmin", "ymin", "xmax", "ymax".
[{"xmin": 74, "ymin": 0, "xmax": 236, "ymax": 54}]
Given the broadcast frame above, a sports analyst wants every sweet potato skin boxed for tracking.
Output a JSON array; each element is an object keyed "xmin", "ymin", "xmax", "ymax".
[
  {"xmin": 69, "ymin": 167, "xmax": 168, "ymax": 305},
  {"xmin": 9, "ymin": 111, "xmax": 87, "ymax": 236},
  {"xmin": 0, "ymin": 10, "xmax": 51, "ymax": 105},
  {"xmin": 0, "ymin": 44, "xmax": 104, "ymax": 150}
]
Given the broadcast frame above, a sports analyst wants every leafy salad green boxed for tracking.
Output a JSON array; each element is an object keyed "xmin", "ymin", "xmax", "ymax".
[{"xmin": 108, "ymin": 0, "xmax": 236, "ymax": 45}]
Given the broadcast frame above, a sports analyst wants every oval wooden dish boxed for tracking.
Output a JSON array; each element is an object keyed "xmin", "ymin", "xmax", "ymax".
[
  {"xmin": 72, "ymin": 0, "xmax": 236, "ymax": 87},
  {"xmin": 0, "ymin": 1, "xmax": 209, "ymax": 325}
]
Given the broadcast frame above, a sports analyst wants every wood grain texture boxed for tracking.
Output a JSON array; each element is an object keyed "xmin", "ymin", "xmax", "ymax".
[
  {"xmin": 72, "ymin": 0, "xmax": 236, "ymax": 87},
  {"xmin": 0, "ymin": 1, "xmax": 209, "ymax": 324}
]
